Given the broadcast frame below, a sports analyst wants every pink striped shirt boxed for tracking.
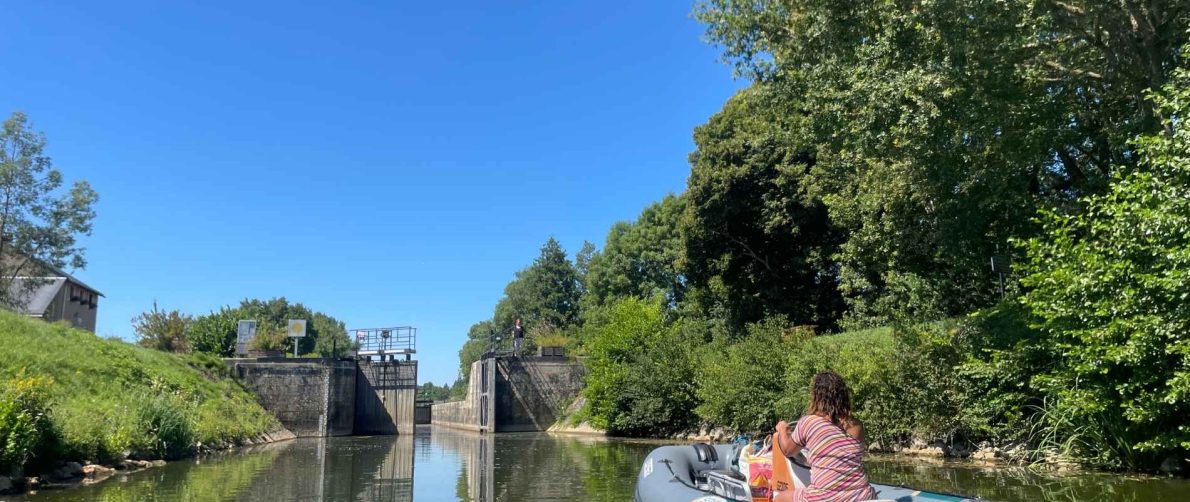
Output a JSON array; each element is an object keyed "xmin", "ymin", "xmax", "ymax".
[{"xmin": 789, "ymin": 414, "xmax": 877, "ymax": 502}]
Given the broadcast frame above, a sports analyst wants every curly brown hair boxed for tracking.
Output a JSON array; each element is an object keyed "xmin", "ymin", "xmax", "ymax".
[{"xmin": 807, "ymin": 370, "xmax": 852, "ymax": 427}]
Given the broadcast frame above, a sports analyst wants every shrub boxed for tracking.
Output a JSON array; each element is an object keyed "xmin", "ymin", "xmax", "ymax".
[
  {"xmin": 133, "ymin": 391, "xmax": 196, "ymax": 459},
  {"xmin": 695, "ymin": 316, "xmax": 800, "ymax": 433},
  {"xmin": 133, "ymin": 302, "xmax": 193, "ymax": 353},
  {"xmin": 189, "ymin": 307, "xmax": 239, "ymax": 357},
  {"xmin": 1015, "ymin": 69, "xmax": 1190, "ymax": 469},
  {"xmin": 0, "ymin": 375, "xmax": 57, "ymax": 473},
  {"xmin": 583, "ymin": 297, "xmax": 698, "ymax": 436},
  {"xmin": 249, "ymin": 328, "xmax": 286, "ymax": 351}
]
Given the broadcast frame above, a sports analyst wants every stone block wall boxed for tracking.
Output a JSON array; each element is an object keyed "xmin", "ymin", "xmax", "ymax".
[{"xmin": 229, "ymin": 359, "xmax": 357, "ymax": 437}]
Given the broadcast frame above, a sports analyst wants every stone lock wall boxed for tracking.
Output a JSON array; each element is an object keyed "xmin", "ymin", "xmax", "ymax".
[
  {"xmin": 432, "ymin": 357, "xmax": 585, "ymax": 433},
  {"xmin": 494, "ymin": 358, "xmax": 585, "ymax": 432},
  {"xmin": 230, "ymin": 359, "xmax": 357, "ymax": 437}
]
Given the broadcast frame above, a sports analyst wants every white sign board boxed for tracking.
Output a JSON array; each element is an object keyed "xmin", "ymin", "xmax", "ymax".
[
  {"xmin": 235, "ymin": 320, "xmax": 257, "ymax": 356},
  {"xmin": 287, "ymin": 319, "xmax": 307, "ymax": 338}
]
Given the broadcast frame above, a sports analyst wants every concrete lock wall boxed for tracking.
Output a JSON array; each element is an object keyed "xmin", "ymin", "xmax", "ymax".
[
  {"xmin": 494, "ymin": 358, "xmax": 585, "ymax": 432},
  {"xmin": 230, "ymin": 359, "xmax": 357, "ymax": 437},
  {"xmin": 355, "ymin": 360, "xmax": 418, "ymax": 435},
  {"xmin": 432, "ymin": 359, "xmax": 495, "ymax": 432},
  {"xmin": 432, "ymin": 357, "xmax": 584, "ymax": 433}
]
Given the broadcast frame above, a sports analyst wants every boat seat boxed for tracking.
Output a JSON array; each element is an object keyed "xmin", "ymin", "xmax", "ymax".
[{"xmin": 692, "ymin": 442, "xmax": 718, "ymax": 463}]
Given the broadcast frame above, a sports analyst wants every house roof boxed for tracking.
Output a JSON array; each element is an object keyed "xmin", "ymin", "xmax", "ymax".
[
  {"xmin": 44, "ymin": 266, "xmax": 104, "ymax": 297},
  {"xmin": 6, "ymin": 277, "xmax": 66, "ymax": 316}
]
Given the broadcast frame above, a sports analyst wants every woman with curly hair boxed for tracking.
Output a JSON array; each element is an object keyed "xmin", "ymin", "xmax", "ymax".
[{"xmin": 772, "ymin": 370, "xmax": 877, "ymax": 502}]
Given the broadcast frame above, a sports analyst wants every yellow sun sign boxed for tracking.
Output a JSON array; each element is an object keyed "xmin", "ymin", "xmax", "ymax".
[{"xmin": 287, "ymin": 319, "xmax": 307, "ymax": 338}]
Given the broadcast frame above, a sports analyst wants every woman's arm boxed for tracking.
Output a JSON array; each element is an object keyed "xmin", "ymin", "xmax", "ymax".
[
  {"xmin": 774, "ymin": 420, "xmax": 803, "ymax": 457},
  {"xmin": 843, "ymin": 417, "xmax": 865, "ymax": 446}
]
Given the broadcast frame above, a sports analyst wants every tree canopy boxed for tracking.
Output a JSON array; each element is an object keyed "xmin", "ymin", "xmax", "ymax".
[{"xmin": 0, "ymin": 112, "xmax": 98, "ymax": 309}]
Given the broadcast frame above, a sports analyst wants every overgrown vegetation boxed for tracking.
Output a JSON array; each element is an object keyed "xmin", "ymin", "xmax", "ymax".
[
  {"xmin": 136, "ymin": 296, "xmax": 355, "ymax": 359},
  {"xmin": 0, "ymin": 309, "xmax": 278, "ymax": 475},
  {"xmin": 447, "ymin": 3, "xmax": 1189, "ymax": 473}
]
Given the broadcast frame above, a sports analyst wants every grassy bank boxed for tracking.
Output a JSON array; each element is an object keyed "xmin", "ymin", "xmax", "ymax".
[{"xmin": 0, "ymin": 309, "xmax": 278, "ymax": 476}]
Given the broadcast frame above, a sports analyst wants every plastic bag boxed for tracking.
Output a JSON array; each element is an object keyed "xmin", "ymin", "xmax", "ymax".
[{"xmin": 737, "ymin": 442, "xmax": 775, "ymax": 502}]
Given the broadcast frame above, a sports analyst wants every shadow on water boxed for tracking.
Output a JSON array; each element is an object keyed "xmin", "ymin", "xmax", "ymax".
[{"xmin": 8, "ymin": 427, "xmax": 1190, "ymax": 501}]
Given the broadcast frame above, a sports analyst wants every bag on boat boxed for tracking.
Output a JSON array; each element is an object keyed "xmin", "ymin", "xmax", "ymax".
[{"xmin": 737, "ymin": 442, "xmax": 774, "ymax": 502}]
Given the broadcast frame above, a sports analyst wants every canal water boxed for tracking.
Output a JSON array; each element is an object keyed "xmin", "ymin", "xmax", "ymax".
[{"xmin": 7, "ymin": 426, "xmax": 1189, "ymax": 501}]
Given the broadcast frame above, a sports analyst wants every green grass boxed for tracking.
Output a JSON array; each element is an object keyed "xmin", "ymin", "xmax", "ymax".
[
  {"xmin": 0, "ymin": 309, "xmax": 278, "ymax": 469},
  {"xmin": 816, "ymin": 326, "xmax": 894, "ymax": 347}
]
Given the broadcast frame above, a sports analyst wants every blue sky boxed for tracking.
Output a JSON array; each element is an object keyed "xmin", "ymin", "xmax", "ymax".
[{"xmin": 0, "ymin": 1, "xmax": 744, "ymax": 386}]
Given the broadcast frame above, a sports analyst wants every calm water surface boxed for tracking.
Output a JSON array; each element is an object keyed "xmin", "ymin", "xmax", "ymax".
[{"xmin": 6, "ymin": 426, "xmax": 1188, "ymax": 501}]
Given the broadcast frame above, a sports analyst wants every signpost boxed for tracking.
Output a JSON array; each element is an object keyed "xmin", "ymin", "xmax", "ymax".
[
  {"xmin": 990, "ymin": 255, "xmax": 1009, "ymax": 301},
  {"xmin": 288, "ymin": 319, "xmax": 306, "ymax": 358},
  {"xmin": 236, "ymin": 320, "xmax": 257, "ymax": 356}
]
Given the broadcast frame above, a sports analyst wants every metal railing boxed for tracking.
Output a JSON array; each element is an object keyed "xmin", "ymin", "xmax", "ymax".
[{"xmin": 352, "ymin": 326, "xmax": 416, "ymax": 358}]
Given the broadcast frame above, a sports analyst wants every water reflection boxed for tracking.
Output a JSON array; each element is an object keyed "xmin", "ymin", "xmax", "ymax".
[{"xmin": 8, "ymin": 427, "xmax": 1190, "ymax": 501}]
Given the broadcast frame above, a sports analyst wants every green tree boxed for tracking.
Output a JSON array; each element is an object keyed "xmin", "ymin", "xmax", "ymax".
[
  {"xmin": 694, "ymin": 0, "xmax": 1189, "ymax": 327},
  {"xmin": 585, "ymin": 194, "xmax": 686, "ymax": 309},
  {"xmin": 583, "ymin": 297, "xmax": 698, "ymax": 436},
  {"xmin": 457, "ymin": 320, "xmax": 493, "ymax": 381},
  {"xmin": 1018, "ymin": 68, "xmax": 1190, "ymax": 469},
  {"xmin": 0, "ymin": 112, "xmax": 99, "ymax": 309},
  {"xmin": 189, "ymin": 306, "xmax": 240, "ymax": 356},
  {"xmin": 492, "ymin": 237, "xmax": 583, "ymax": 336},
  {"xmin": 683, "ymin": 88, "xmax": 844, "ymax": 330},
  {"xmin": 416, "ymin": 382, "xmax": 452, "ymax": 403},
  {"xmin": 191, "ymin": 298, "xmax": 353, "ymax": 358},
  {"xmin": 133, "ymin": 301, "xmax": 193, "ymax": 353}
]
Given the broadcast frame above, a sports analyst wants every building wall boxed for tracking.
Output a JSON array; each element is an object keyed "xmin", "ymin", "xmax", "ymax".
[{"xmin": 42, "ymin": 281, "xmax": 98, "ymax": 332}]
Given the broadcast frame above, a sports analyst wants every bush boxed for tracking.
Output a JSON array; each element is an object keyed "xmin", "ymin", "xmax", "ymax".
[
  {"xmin": 189, "ymin": 307, "xmax": 239, "ymax": 357},
  {"xmin": 695, "ymin": 316, "xmax": 800, "ymax": 433},
  {"xmin": 0, "ymin": 375, "xmax": 57, "ymax": 473},
  {"xmin": 133, "ymin": 302, "xmax": 193, "ymax": 353},
  {"xmin": 1012, "ymin": 71, "xmax": 1190, "ymax": 469},
  {"xmin": 249, "ymin": 328, "xmax": 286, "ymax": 351},
  {"xmin": 583, "ymin": 297, "xmax": 698, "ymax": 436},
  {"xmin": 133, "ymin": 391, "xmax": 196, "ymax": 459}
]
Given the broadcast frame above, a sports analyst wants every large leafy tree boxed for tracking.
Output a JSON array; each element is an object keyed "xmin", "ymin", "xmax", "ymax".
[
  {"xmin": 492, "ymin": 237, "xmax": 583, "ymax": 335},
  {"xmin": 585, "ymin": 194, "xmax": 686, "ymax": 308},
  {"xmin": 0, "ymin": 112, "xmax": 99, "ymax": 308},
  {"xmin": 1018, "ymin": 69, "xmax": 1190, "ymax": 468},
  {"xmin": 682, "ymin": 87, "xmax": 845, "ymax": 330},
  {"xmin": 695, "ymin": 0, "xmax": 1188, "ymax": 326}
]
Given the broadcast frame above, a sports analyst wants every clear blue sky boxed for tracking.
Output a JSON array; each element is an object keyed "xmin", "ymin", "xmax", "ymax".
[{"xmin": 0, "ymin": 1, "xmax": 744, "ymax": 386}]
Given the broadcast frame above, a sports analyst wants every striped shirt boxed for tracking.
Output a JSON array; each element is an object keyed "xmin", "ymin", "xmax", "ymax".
[{"xmin": 789, "ymin": 414, "xmax": 877, "ymax": 502}]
